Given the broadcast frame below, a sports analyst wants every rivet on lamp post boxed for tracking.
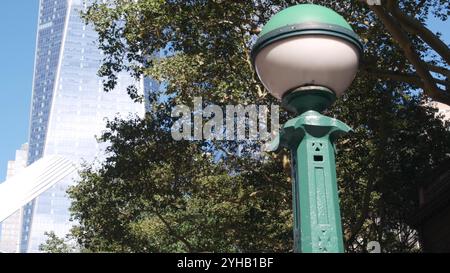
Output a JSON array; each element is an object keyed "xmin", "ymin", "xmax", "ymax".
[{"xmin": 251, "ymin": 4, "xmax": 363, "ymax": 253}]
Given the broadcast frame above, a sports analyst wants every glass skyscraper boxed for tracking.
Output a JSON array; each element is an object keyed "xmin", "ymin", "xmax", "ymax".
[{"xmin": 16, "ymin": 0, "xmax": 149, "ymax": 252}]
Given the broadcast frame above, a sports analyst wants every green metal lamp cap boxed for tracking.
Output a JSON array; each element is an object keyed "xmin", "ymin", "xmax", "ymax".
[{"xmin": 251, "ymin": 4, "xmax": 363, "ymax": 64}]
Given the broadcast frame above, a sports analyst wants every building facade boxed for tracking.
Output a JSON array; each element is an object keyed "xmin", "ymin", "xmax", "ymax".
[
  {"xmin": 0, "ymin": 144, "xmax": 29, "ymax": 253},
  {"xmin": 413, "ymin": 159, "xmax": 450, "ymax": 252},
  {"xmin": 16, "ymin": 0, "xmax": 149, "ymax": 252}
]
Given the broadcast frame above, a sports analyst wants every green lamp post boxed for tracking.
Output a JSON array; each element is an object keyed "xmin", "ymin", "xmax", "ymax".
[{"xmin": 251, "ymin": 4, "xmax": 363, "ymax": 253}]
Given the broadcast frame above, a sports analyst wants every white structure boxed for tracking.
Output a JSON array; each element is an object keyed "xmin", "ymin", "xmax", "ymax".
[
  {"xmin": 0, "ymin": 144, "xmax": 28, "ymax": 253},
  {"xmin": 0, "ymin": 156, "xmax": 76, "ymax": 224}
]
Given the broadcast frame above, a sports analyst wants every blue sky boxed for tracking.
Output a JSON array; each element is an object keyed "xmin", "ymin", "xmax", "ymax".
[
  {"xmin": 0, "ymin": 2, "xmax": 448, "ymax": 181},
  {"xmin": 0, "ymin": 1, "xmax": 38, "ymax": 181}
]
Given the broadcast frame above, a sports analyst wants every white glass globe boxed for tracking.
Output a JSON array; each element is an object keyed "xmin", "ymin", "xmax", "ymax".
[{"xmin": 254, "ymin": 35, "xmax": 360, "ymax": 99}]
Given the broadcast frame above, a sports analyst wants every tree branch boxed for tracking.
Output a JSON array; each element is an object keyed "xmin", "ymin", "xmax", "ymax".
[
  {"xmin": 386, "ymin": 0, "xmax": 450, "ymax": 65},
  {"xmin": 426, "ymin": 63, "xmax": 450, "ymax": 77},
  {"xmin": 361, "ymin": 65, "xmax": 448, "ymax": 89},
  {"xmin": 368, "ymin": 3, "xmax": 450, "ymax": 105},
  {"xmin": 154, "ymin": 211, "xmax": 194, "ymax": 252},
  {"xmin": 361, "ymin": 66, "xmax": 422, "ymax": 86}
]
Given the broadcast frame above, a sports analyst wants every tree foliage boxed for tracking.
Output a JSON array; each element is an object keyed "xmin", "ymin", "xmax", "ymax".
[
  {"xmin": 39, "ymin": 232, "xmax": 77, "ymax": 253},
  {"xmin": 41, "ymin": 0, "xmax": 450, "ymax": 253},
  {"xmin": 84, "ymin": 0, "xmax": 449, "ymax": 105},
  {"xmin": 68, "ymin": 103, "xmax": 292, "ymax": 252}
]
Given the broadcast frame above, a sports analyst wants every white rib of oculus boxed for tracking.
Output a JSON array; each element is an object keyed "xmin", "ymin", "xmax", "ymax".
[{"xmin": 0, "ymin": 156, "xmax": 76, "ymax": 223}]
